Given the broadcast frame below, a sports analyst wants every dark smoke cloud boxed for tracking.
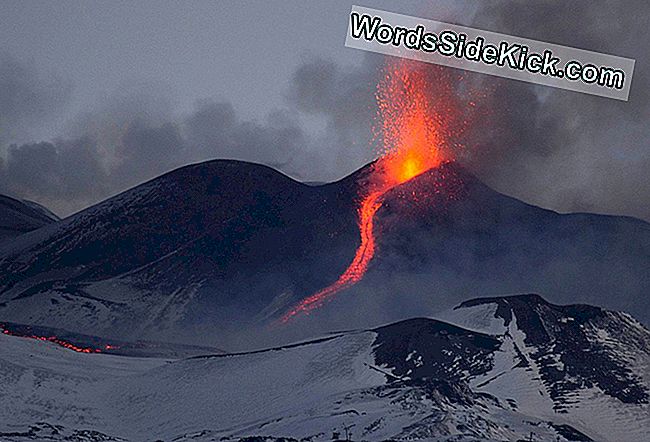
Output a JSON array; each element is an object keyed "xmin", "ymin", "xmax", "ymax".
[
  {"xmin": 284, "ymin": 1, "xmax": 650, "ymax": 221},
  {"xmin": 285, "ymin": 55, "xmax": 384, "ymax": 179},
  {"xmin": 0, "ymin": 76, "xmax": 307, "ymax": 216},
  {"xmin": 283, "ymin": 1, "xmax": 650, "ymax": 222},
  {"xmin": 1, "ymin": 138, "xmax": 108, "ymax": 212},
  {"xmin": 0, "ymin": 50, "xmax": 378, "ymax": 216},
  {"xmin": 183, "ymin": 100, "xmax": 304, "ymax": 169},
  {"xmin": 1, "ymin": 1, "xmax": 650, "ymax": 223},
  {"xmin": 460, "ymin": 0, "xmax": 650, "ymax": 221}
]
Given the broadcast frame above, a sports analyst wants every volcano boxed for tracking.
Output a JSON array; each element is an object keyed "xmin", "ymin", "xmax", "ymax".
[{"xmin": 0, "ymin": 159, "xmax": 648, "ymax": 346}]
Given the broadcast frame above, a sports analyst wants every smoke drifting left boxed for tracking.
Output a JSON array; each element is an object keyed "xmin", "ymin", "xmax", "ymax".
[
  {"xmin": 0, "ymin": 78, "xmax": 306, "ymax": 217},
  {"xmin": 2, "ymin": 0, "xmax": 649, "ymax": 224}
]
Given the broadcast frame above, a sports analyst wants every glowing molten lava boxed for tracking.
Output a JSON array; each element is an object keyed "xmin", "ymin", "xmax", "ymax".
[
  {"xmin": 280, "ymin": 60, "xmax": 448, "ymax": 323},
  {"xmin": 280, "ymin": 189, "xmax": 384, "ymax": 322},
  {"xmin": 1, "ymin": 323, "xmax": 103, "ymax": 353}
]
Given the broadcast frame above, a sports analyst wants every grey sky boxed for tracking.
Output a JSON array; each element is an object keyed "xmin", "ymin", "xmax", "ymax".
[
  {"xmin": 1, "ymin": 1, "xmax": 649, "ymax": 223},
  {"xmin": 1, "ymin": 1, "xmax": 456, "ymax": 127}
]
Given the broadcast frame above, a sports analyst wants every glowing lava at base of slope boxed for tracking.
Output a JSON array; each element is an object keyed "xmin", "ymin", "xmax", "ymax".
[
  {"xmin": 280, "ymin": 189, "xmax": 384, "ymax": 322},
  {"xmin": 280, "ymin": 61, "xmax": 448, "ymax": 323},
  {"xmin": 0, "ymin": 323, "xmax": 110, "ymax": 353}
]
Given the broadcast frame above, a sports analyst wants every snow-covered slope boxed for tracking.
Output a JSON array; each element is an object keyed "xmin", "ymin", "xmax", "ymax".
[
  {"xmin": 0, "ymin": 160, "xmax": 648, "ymax": 345},
  {"xmin": 0, "ymin": 321, "xmax": 225, "ymax": 358},
  {"xmin": 0, "ymin": 194, "xmax": 59, "ymax": 244},
  {"xmin": 1, "ymin": 295, "xmax": 647, "ymax": 441},
  {"xmin": 439, "ymin": 294, "xmax": 650, "ymax": 441}
]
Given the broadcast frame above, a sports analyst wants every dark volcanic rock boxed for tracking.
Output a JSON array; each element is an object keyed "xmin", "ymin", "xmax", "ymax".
[
  {"xmin": 373, "ymin": 317, "xmax": 500, "ymax": 382},
  {"xmin": 456, "ymin": 294, "xmax": 650, "ymax": 406},
  {"xmin": 0, "ymin": 159, "xmax": 648, "ymax": 342}
]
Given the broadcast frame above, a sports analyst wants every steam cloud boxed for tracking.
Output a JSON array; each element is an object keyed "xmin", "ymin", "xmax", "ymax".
[
  {"xmin": 1, "ymin": 1, "xmax": 649, "ymax": 222},
  {"xmin": 463, "ymin": 0, "xmax": 650, "ymax": 222}
]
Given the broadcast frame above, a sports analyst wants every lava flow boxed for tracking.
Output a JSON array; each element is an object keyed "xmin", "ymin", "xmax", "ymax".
[
  {"xmin": 1, "ymin": 323, "xmax": 103, "ymax": 353},
  {"xmin": 281, "ymin": 61, "xmax": 447, "ymax": 322}
]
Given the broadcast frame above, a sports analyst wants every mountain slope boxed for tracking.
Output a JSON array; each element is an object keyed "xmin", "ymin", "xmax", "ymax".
[
  {"xmin": 1, "ymin": 295, "xmax": 647, "ymax": 441},
  {"xmin": 0, "ymin": 160, "xmax": 363, "ymax": 342},
  {"xmin": 0, "ymin": 195, "xmax": 59, "ymax": 244},
  {"xmin": 440, "ymin": 294, "xmax": 650, "ymax": 440},
  {"xmin": 0, "ymin": 321, "xmax": 225, "ymax": 358},
  {"xmin": 0, "ymin": 159, "xmax": 648, "ymax": 345}
]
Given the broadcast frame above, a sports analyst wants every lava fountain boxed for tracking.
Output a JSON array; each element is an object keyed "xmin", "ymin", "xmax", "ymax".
[{"xmin": 281, "ymin": 61, "xmax": 450, "ymax": 323}]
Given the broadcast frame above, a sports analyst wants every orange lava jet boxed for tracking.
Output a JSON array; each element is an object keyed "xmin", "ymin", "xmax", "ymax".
[{"xmin": 281, "ymin": 61, "xmax": 449, "ymax": 323}]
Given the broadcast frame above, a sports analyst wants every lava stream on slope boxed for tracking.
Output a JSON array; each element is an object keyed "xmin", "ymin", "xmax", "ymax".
[
  {"xmin": 1, "ymin": 323, "xmax": 103, "ymax": 353},
  {"xmin": 281, "ymin": 60, "xmax": 461, "ymax": 322}
]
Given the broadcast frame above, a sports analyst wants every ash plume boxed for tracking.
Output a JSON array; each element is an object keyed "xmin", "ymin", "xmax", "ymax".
[
  {"xmin": 459, "ymin": 0, "xmax": 650, "ymax": 221},
  {"xmin": 0, "ymin": 1, "xmax": 649, "ymax": 223}
]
